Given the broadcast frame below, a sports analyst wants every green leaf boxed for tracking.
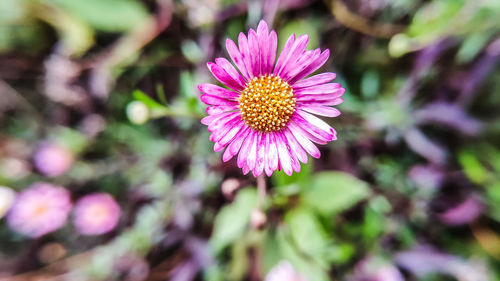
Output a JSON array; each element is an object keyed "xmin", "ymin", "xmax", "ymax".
[
  {"xmin": 133, "ymin": 90, "xmax": 166, "ymax": 109},
  {"xmin": 459, "ymin": 151, "xmax": 489, "ymax": 185},
  {"xmin": 210, "ymin": 188, "xmax": 257, "ymax": 253},
  {"xmin": 303, "ymin": 171, "xmax": 371, "ymax": 215},
  {"xmin": 285, "ymin": 207, "xmax": 331, "ymax": 266},
  {"xmin": 42, "ymin": 0, "xmax": 149, "ymax": 32}
]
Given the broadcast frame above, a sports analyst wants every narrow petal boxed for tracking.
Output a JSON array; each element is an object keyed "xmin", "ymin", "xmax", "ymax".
[
  {"xmin": 299, "ymin": 98, "xmax": 344, "ymax": 107},
  {"xmin": 237, "ymin": 130, "xmax": 256, "ymax": 168},
  {"xmin": 291, "ymin": 113, "xmax": 335, "ymax": 143},
  {"xmin": 200, "ymin": 94, "xmax": 238, "ymax": 106},
  {"xmin": 287, "ymin": 122, "xmax": 321, "ymax": 158},
  {"xmin": 226, "ymin": 38, "xmax": 251, "ymax": 81},
  {"xmin": 267, "ymin": 31, "xmax": 278, "ymax": 74},
  {"xmin": 268, "ymin": 132, "xmax": 279, "ymax": 173},
  {"xmin": 297, "ymin": 110, "xmax": 337, "ymax": 140},
  {"xmin": 208, "ymin": 112, "xmax": 239, "ymax": 132},
  {"xmin": 238, "ymin": 33, "xmax": 254, "ymax": 78},
  {"xmin": 294, "ymin": 83, "xmax": 342, "ymax": 96},
  {"xmin": 275, "ymin": 132, "xmax": 294, "ymax": 175},
  {"xmin": 223, "ymin": 126, "xmax": 251, "ymax": 162},
  {"xmin": 201, "ymin": 112, "xmax": 230, "ymax": 125},
  {"xmin": 273, "ymin": 34, "xmax": 295, "ymax": 75},
  {"xmin": 275, "ymin": 35, "xmax": 309, "ymax": 76},
  {"xmin": 289, "ymin": 49, "xmax": 330, "ymax": 84},
  {"xmin": 255, "ymin": 132, "xmax": 266, "ymax": 176},
  {"xmin": 206, "ymin": 105, "xmax": 238, "ymax": 115},
  {"xmin": 248, "ymin": 29, "xmax": 261, "ymax": 77},
  {"xmin": 295, "ymin": 88, "xmax": 345, "ymax": 102},
  {"xmin": 217, "ymin": 121, "xmax": 246, "ymax": 146},
  {"xmin": 282, "ymin": 49, "xmax": 319, "ymax": 81},
  {"xmin": 298, "ymin": 105, "xmax": 341, "ymax": 117},
  {"xmin": 279, "ymin": 132, "xmax": 301, "ymax": 172},
  {"xmin": 198, "ymin": 83, "xmax": 239, "ymax": 100},
  {"xmin": 246, "ymin": 130, "xmax": 259, "ymax": 172},
  {"xmin": 207, "ymin": 62, "xmax": 244, "ymax": 91},
  {"xmin": 215, "ymin": 58, "xmax": 247, "ymax": 87},
  {"xmin": 292, "ymin": 73, "xmax": 337, "ymax": 89},
  {"xmin": 283, "ymin": 128, "xmax": 308, "ymax": 163},
  {"xmin": 257, "ymin": 20, "xmax": 269, "ymax": 75},
  {"xmin": 212, "ymin": 119, "xmax": 244, "ymax": 143}
]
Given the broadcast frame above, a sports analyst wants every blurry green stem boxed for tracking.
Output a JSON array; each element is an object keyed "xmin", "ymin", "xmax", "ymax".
[
  {"xmin": 256, "ymin": 174, "xmax": 266, "ymax": 210},
  {"xmin": 150, "ymin": 107, "xmax": 204, "ymax": 120}
]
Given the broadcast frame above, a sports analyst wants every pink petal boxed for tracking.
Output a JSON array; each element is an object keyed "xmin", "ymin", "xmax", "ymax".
[
  {"xmin": 298, "ymin": 105, "xmax": 341, "ymax": 117},
  {"xmin": 237, "ymin": 130, "xmax": 256, "ymax": 168},
  {"xmin": 289, "ymin": 49, "xmax": 330, "ymax": 84},
  {"xmin": 217, "ymin": 121, "xmax": 246, "ymax": 146},
  {"xmin": 267, "ymin": 133, "xmax": 279, "ymax": 175},
  {"xmin": 208, "ymin": 111, "xmax": 240, "ymax": 132},
  {"xmin": 200, "ymin": 94, "xmax": 238, "ymax": 106},
  {"xmin": 296, "ymin": 110, "xmax": 337, "ymax": 140},
  {"xmin": 226, "ymin": 38, "xmax": 251, "ymax": 81},
  {"xmin": 206, "ymin": 105, "xmax": 238, "ymax": 115},
  {"xmin": 257, "ymin": 20, "xmax": 269, "ymax": 75},
  {"xmin": 255, "ymin": 132, "xmax": 266, "ymax": 176},
  {"xmin": 275, "ymin": 132, "xmax": 294, "ymax": 175},
  {"xmin": 275, "ymin": 35, "xmax": 309, "ymax": 76},
  {"xmin": 292, "ymin": 73, "xmax": 337, "ymax": 89},
  {"xmin": 267, "ymin": 31, "xmax": 278, "ymax": 74},
  {"xmin": 222, "ymin": 126, "xmax": 251, "ymax": 162},
  {"xmin": 198, "ymin": 83, "xmax": 239, "ymax": 100},
  {"xmin": 282, "ymin": 49, "xmax": 320, "ymax": 81},
  {"xmin": 273, "ymin": 34, "xmax": 295, "ymax": 75},
  {"xmin": 207, "ymin": 62, "xmax": 244, "ymax": 91},
  {"xmin": 211, "ymin": 118, "xmax": 244, "ymax": 143},
  {"xmin": 294, "ymin": 83, "xmax": 342, "ymax": 96},
  {"xmin": 283, "ymin": 128, "xmax": 308, "ymax": 163},
  {"xmin": 295, "ymin": 88, "xmax": 345, "ymax": 103},
  {"xmin": 214, "ymin": 141, "xmax": 225, "ymax": 152},
  {"xmin": 238, "ymin": 33, "xmax": 255, "ymax": 79},
  {"xmin": 248, "ymin": 29, "xmax": 261, "ymax": 77},
  {"xmin": 287, "ymin": 123, "xmax": 321, "ymax": 158},
  {"xmin": 246, "ymin": 130, "xmax": 259, "ymax": 172},
  {"xmin": 291, "ymin": 114, "xmax": 335, "ymax": 143},
  {"xmin": 302, "ymin": 98, "xmax": 344, "ymax": 106},
  {"xmin": 215, "ymin": 58, "xmax": 247, "ymax": 87}
]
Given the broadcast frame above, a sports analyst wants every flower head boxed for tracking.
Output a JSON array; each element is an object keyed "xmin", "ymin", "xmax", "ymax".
[
  {"xmin": 7, "ymin": 183, "xmax": 72, "ymax": 238},
  {"xmin": 33, "ymin": 143, "xmax": 74, "ymax": 177},
  {"xmin": 265, "ymin": 261, "xmax": 307, "ymax": 281},
  {"xmin": 73, "ymin": 193, "xmax": 121, "ymax": 235},
  {"xmin": 199, "ymin": 20, "xmax": 344, "ymax": 176}
]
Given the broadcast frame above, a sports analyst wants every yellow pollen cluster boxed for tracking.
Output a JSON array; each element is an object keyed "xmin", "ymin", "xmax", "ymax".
[{"xmin": 239, "ymin": 74, "xmax": 296, "ymax": 132}]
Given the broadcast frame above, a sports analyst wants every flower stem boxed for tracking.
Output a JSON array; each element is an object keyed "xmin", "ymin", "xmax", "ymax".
[{"xmin": 256, "ymin": 174, "xmax": 266, "ymax": 210}]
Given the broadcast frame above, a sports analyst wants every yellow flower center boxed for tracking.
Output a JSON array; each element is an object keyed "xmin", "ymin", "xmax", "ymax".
[{"xmin": 239, "ymin": 75, "xmax": 296, "ymax": 132}]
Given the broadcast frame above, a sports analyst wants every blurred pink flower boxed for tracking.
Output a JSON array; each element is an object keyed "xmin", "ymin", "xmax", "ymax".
[
  {"xmin": 73, "ymin": 193, "xmax": 121, "ymax": 235},
  {"xmin": 33, "ymin": 143, "xmax": 74, "ymax": 177},
  {"xmin": 200, "ymin": 20, "xmax": 344, "ymax": 177},
  {"xmin": 7, "ymin": 183, "xmax": 72, "ymax": 238},
  {"xmin": 265, "ymin": 261, "xmax": 307, "ymax": 281}
]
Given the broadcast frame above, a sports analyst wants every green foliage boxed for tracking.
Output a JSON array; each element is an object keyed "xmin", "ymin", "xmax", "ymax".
[
  {"xmin": 303, "ymin": 172, "xmax": 371, "ymax": 216},
  {"xmin": 210, "ymin": 188, "xmax": 258, "ymax": 253}
]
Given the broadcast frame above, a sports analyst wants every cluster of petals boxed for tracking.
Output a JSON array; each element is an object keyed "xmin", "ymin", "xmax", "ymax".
[
  {"xmin": 7, "ymin": 183, "xmax": 72, "ymax": 238},
  {"xmin": 73, "ymin": 193, "xmax": 121, "ymax": 236},
  {"xmin": 199, "ymin": 20, "xmax": 345, "ymax": 176}
]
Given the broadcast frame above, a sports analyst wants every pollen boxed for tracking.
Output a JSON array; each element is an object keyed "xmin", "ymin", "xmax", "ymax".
[{"xmin": 239, "ymin": 74, "xmax": 296, "ymax": 132}]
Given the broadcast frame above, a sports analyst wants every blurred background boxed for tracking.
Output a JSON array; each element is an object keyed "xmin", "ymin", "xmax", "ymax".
[{"xmin": 1, "ymin": 0, "xmax": 500, "ymax": 280}]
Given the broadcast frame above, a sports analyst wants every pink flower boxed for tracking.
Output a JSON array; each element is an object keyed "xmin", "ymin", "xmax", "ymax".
[
  {"xmin": 199, "ymin": 20, "xmax": 344, "ymax": 176},
  {"xmin": 7, "ymin": 183, "xmax": 72, "ymax": 238},
  {"xmin": 265, "ymin": 261, "xmax": 307, "ymax": 281},
  {"xmin": 73, "ymin": 193, "xmax": 121, "ymax": 235},
  {"xmin": 33, "ymin": 143, "xmax": 74, "ymax": 177}
]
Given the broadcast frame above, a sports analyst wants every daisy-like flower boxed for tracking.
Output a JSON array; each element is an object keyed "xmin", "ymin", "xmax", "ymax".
[
  {"xmin": 73, "ymin": 193, "xmax": 121, "ymax": 235},
  {"xmin": 7, "ymin": 183, "xmax": 72, "ymax": 238},
  {"xmin": 199, "ymin": 20, "xmax": 344, "ymax": 176}
]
